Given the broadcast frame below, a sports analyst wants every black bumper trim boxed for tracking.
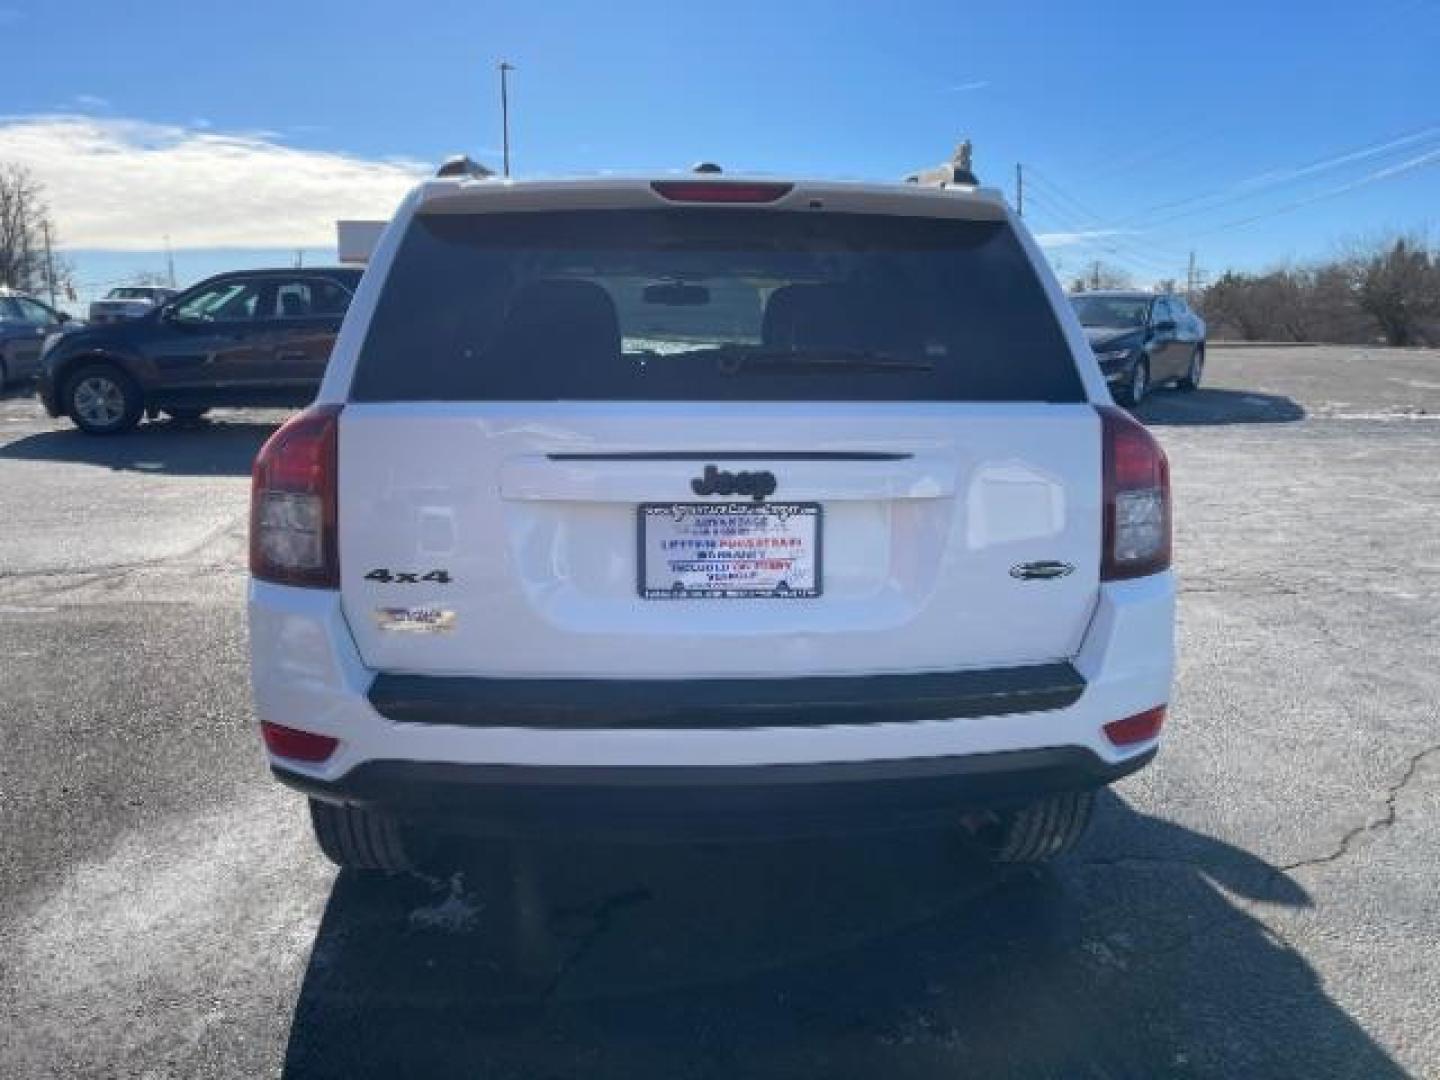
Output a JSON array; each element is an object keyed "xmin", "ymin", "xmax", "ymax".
[
  {"xmin": 274, "ymin": 745, "xmax": 1154, "ymax": 839},
  {"xmin": 366, "ymin": 663, "xmax": 1086, "ymax": 730}
]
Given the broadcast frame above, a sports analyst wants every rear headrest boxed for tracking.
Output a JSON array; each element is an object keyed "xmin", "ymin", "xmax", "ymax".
[
  {"xmin": 493, "ymin": 280, "xmax": 620, "ymax": 370},
  {"xmin": 761, "ymin": 284, "xmax": 860, "ymax": 350}
]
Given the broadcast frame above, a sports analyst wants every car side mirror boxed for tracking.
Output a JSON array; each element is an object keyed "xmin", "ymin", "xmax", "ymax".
[
  {"xmin": 1153, "ymin": 319, "xmax": 1177, "ymax": 333},
  {"xmin": 56, "ymin": 311, "xmax": 71, "ymax": 324}
]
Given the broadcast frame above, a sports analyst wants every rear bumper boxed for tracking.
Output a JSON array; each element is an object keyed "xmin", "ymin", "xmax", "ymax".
[
  {"xmin": 249, "ymin": 571, "xmax": 1174, "ymax": 834},
  {"xmin": 276, "ymin": 745, "xmax": 1154, "ymax": 839}
]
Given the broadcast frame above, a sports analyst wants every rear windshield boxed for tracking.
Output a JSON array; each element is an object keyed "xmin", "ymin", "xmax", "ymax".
[{"xmin": 351, "ymin": 209, "xmax": 1083, "ymax": 403}]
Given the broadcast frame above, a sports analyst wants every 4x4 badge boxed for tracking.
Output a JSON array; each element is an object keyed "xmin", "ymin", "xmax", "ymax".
[{"xmin": 690, "ymin": 465, "xmax": 777, "ymax": 502}]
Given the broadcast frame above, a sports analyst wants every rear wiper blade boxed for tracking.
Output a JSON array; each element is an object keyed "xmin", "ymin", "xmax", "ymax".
[{"xmin": 702, "ymin": 347, "xmax": 934, "ymax": 374}]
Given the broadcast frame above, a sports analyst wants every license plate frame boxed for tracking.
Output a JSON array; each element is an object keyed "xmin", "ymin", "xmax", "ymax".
[{"xmin": 637, "ymin": 502, "xmax": 823, "ymax": 600}]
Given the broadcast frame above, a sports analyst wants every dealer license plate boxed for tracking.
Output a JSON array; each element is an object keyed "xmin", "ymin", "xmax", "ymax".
[{"xmin": 638, "ymin": 502, "xmax": 822, "ymax": 600}]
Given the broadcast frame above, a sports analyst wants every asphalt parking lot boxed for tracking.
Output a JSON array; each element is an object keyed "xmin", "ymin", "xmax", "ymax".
[{"xmin": 1, "ymin": 344, "xmax": 1438, "ymax": 1079}]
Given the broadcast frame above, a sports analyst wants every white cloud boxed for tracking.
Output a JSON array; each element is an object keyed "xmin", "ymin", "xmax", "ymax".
[
  {"xmin": 71, "ymin": 94, "xmax": 110, "ymax": 110},
  {"xmin": 948, "ymin": 80, "xmax": 990, "ymax": 92},
  {"xmin": 1034, "ymin": 228, "xmax": 1131, "ymax": 249},
  {"xmin": 0, "ymin": 115, "xmax": 430, "ymax": 250}
]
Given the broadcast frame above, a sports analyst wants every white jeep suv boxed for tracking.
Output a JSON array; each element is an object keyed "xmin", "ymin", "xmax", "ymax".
[{"xmin": 248, "ymin": 161, "xmax": 1174, "ymax": 870}]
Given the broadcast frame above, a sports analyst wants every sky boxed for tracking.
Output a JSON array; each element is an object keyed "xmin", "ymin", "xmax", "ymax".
[{"xmin": 1, "ymin": 0, "xmax": 1437, "ymax": 306}]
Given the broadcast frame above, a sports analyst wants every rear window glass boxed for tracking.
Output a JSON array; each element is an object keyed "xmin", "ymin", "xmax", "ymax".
[{"xmin": 351, "ymin": 209, "xmax": 1083, "ymax": 403}]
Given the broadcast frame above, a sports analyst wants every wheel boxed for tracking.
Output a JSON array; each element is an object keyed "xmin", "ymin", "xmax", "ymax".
[
  {"xmin": 309, "ymin": 798, "xmax": 415, "ymax": 872},
  {"xmin": 64, "ymin": 363, "xmax": 143, "ymax": 434},
  {"xmin": 1118, "ymin": 357, "xmax": 1149, "ymax": 408},
  {"xmin": 162, "ymin": 406, "xmax": 210, "ymax": 421},
  {"xmin": 983, "ymin": 790, "xmax": 1096, "ymax": 863},
  {"xmin": 1178, "ymin": 346, "xmax": 1203, "ymax": 391}
]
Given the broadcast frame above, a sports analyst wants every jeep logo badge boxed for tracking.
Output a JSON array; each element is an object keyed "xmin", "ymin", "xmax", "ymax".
[{"xmin": 690, "ymin": 464, "xmax": 777, "ymax": 502}]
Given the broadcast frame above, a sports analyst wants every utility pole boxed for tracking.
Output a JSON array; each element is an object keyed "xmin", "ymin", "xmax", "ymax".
[
  {"xmin": 164, "ymin": 234, "xmax": 176, "ymax": 288},
  {"xmin": 1186, "ymin": 250, "xmax": 1197, "ymax": 297},
  {"xmin": 1015, "ymin": 163, "xmax": 1024, "ymax": 218},
  {"xmin": 41, "ymin": 219, "xmax": 58, "ymax": 308},
  {"xmin": 499, "ymin": 61, "xmax": 515, "ymax": 178},
  {"xmin": 294, "ymin": 249, "xmax": 304, "ymax": 268},
  {"xmin": 1091, "ymin": 260, "xmax": 1101, "ymax": 291}
]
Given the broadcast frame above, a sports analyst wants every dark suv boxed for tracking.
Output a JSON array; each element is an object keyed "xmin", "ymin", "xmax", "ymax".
[{"xmin": 40, "ymin": 267, "xmax": 363, "ymax": 434}]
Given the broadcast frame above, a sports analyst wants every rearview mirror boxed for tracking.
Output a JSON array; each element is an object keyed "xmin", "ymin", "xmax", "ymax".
[{"xmin": 643, "ymin": 282, "xmax": 710, "ymax": 307}]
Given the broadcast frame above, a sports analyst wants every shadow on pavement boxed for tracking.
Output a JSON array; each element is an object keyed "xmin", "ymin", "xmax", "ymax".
[
  {"xmin": 1137, "ymin": 387, "xmax": 1306, "ymax": 426},
  {"xmin": 0, "ymin": 415, "xmax": 280, "ymax": 476},
  {"xmin": 282, "ymin": 793, "xmax": 1403, "ymax": 1079}
]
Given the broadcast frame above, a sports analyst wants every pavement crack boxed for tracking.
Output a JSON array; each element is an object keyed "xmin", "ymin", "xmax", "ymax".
[{"xmin": 1279, "ymin": 742, "xmax": 1440, "ymax": 875}]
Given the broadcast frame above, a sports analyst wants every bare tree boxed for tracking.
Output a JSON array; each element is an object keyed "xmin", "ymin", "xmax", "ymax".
[
  {"xmin": 0, "ymin": 164, "xmax": 72, "ymax": 300},
  {"xmin": 1347, "ymin": 237, "xmax": 1437, "ymax": 347},
  {"xmin": 127, "ymin": 269, "xmax": 174, "ymax": 288},
  {"xmin": 1069, "ymin": 261, "xmax": 1133, "ymax": 292},
  {"xmin": 1196, "ymin": 236, "xmax": 1439, "ymax": 346}
]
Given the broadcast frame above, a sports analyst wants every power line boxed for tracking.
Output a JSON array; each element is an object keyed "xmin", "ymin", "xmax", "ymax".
[
  {"xmin": 1024, "ymin": 169, "xmax": 1189, "ymax": 261},
  {"xmin": 1193, "ymin": 145, "xmax": 1440, "ymax": 237},
  {"xmin": 1124, "ymin": 123, "xmax": 1440, "ymax": 231},
  {"xmin": 1023, "ymin": 191, "xmax": 1180, "ymax": 276}
]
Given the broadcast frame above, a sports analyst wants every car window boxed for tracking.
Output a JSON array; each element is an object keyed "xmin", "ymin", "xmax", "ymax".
[
  {"xmin": 14, "ymin": 298, "xmax": 56, "ymax": 325},
  {"xmin": 1151, "ymin": 298, "xmax": 1172, "ymax": 324},
  {"xmin": 308, "ymin": 278, "xmax": 353, "ymax": 316},
  {"xmin": 172, "ymin": 279, "xmax": 264, "ymax": 322},
  {"xmin": 354, "ymin": 210, "xmax": 1084, "ymax": 404},
  {"xmin": 269, "ymin": 278, "xmax": 350, "ymax": 320},
  {"xmin": 1069, "ymin": 295, "xmax": 1149, "ymax": 328},
  {"xmin": 0, "ymin": 297, "xmax": 21, "ymax": 322}
]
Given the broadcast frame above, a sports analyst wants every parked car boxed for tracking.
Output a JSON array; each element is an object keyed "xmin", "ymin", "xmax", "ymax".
[
  {"xmin": 40, "ymin": 267, "xmax": 363, "ymax": 433},
  {"xmin": 88, "ymin": 285, "xmax": 179, "ymax": 325},
  {"xmin": 1069, "ymin": 290, "xmax": 1207, "ymax": 407},
  {"xmin": 0, "ymin": 289, "xmax": 74, "ymax": 389},
  {"xmin": 249, "ymin": 161, "xmax": 1175, "ymax": 872}
]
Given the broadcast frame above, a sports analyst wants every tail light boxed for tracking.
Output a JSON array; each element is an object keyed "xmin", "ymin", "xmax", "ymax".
[
  {"xmin": 260, "ymin": 721, "xmax": 339, "ymax": 763},
  {"xmin": 1099, "ymin": 405, "xmax": 1171, "ymax": 580},
  {"xmin": 1104, "ymin": 705, "xmax": 1166, "ymax": 747},
  {"xmin": 650, "ymin": 181, "xmax": 794, "ymax": 203},
  {"xmin": 250, "ymin": 404, "xmax": 341, "ymax": 588}
]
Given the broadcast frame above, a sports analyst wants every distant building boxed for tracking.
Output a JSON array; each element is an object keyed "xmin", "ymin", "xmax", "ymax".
[{"xmin": 337, "ymin": 220, "xmax": 386, "ymax": 265}]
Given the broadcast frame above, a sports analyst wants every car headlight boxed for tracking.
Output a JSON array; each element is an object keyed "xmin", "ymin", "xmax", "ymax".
[{"xmin": 1095, "ymin": 349, "xmax": 1134, "ymax": 365}]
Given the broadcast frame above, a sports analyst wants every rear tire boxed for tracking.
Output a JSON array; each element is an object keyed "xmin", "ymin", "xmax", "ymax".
[
  {"xmin": 64, "ymin": 362, "xmax": 143, "ymax": 435},
  {"xmin": 986, "ymin": 790, "xmax": 1096, "ymax": 863},
  {"xmin": 309, "ymin": 799, "xmax": 415, "ymax": 872},
  {"xmin": 1178, "ymin": 346, "xmax": 1203, "ymax": 391}
]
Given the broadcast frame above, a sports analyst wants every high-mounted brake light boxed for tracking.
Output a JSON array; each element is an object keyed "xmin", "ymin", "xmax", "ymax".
[
  {"xmin": 250, "ymin": 403, "xmax": 342, "ymax": 588},
  {"xmin": 650, "ymin": 181, "xmax": 794, "ymax": 204},
  {"xmin": 1099, "ymin": 405, "xmax": 1171, "ymax": 580}
]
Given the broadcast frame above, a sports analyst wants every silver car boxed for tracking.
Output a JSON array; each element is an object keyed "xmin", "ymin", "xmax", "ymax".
[{"xmin": 88, "ymin": 285, "xmax": 177, "ymax": 325}]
